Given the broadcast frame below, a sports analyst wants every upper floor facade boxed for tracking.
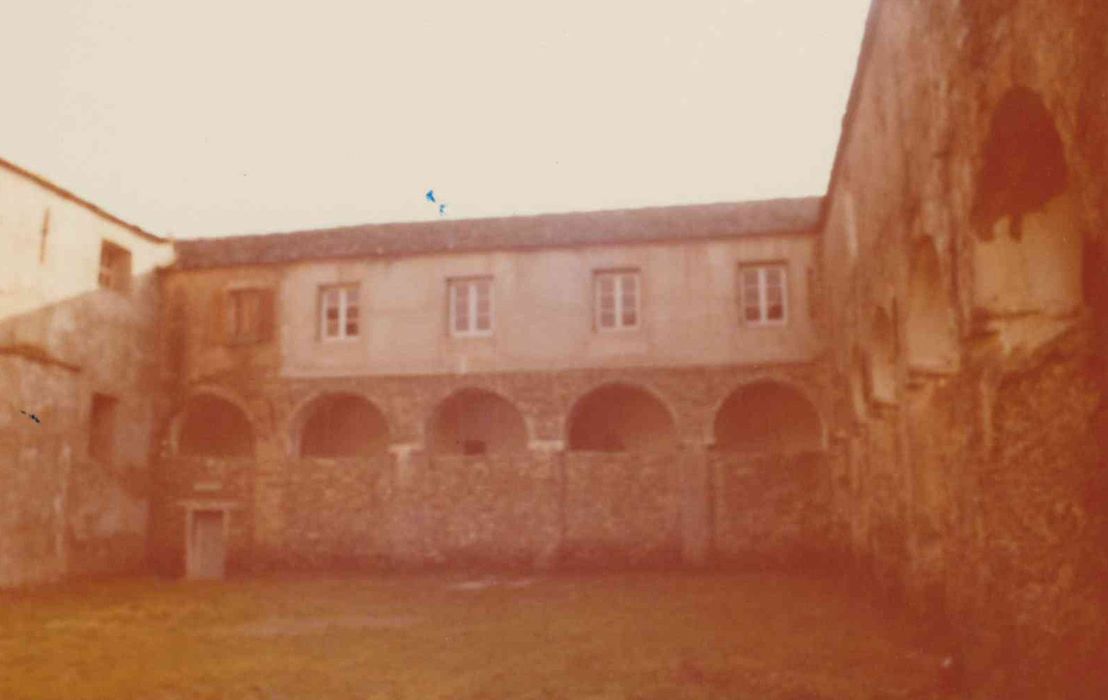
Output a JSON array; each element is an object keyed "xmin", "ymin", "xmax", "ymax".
[{"xmin": 164, "ymin": 198, "xmax": 823, "ymax": 383}]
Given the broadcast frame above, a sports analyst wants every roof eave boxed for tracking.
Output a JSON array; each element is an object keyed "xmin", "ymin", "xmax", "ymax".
[{"xmin": 0, "ymin": 156, "xmax": 167, "ymax": 244}]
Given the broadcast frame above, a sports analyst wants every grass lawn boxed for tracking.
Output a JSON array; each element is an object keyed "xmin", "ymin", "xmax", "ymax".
[{"xmin": 0, "ymin": 572, "xmax": 948, "ymax": 700}]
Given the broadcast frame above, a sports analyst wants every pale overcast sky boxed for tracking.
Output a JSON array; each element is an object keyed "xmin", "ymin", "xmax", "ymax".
[{"xmin": 0, "ymin": 0, "xmax": 869, "ymax": 238}]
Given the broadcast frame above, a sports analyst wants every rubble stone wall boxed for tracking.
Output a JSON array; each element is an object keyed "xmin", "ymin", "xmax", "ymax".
[{"xmin": 818, "ymin": 1, "xmax": 1108, "ymax": 694}]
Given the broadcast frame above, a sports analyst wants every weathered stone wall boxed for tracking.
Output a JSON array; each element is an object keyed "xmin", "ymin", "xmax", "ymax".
[
  {"xmin": 152, "ymin": 445, "xmax": 835, "ymax": 575},
  {"xmin": 0, "ymin": 162, "xmax": 173, "ymax": 588},
  {"xmin": 711, "ymin": 450, "xmax": 835, "ymax": 568},
  {"xmin": 148, "ymin": 457, "xmax": 255, "ymax": 576},
  {"xmin": 561, "ymin": 451, "xmax": 683, "ymax": 566},
  {"xmin": 818, "ymin": 0, "xmax": 1108, "ymax": 694},
  {"xmin": 150, "ymin": 359, "xmax": 836, "ymax": 575},
  {"xmin": 0, "ymin": 355, "xmax": 75, "ymax": 586}
]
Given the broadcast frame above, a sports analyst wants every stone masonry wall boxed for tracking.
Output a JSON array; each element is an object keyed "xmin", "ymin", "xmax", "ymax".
[
  {"xmin": 818, "ymin": 1, "xmax": 1108, "ymax": 695},
  {"xmin": 153, "ymin": 446, "xmax": 834, "ymax": 575},
  {"xmin": 711, "ymin": 450, "xmax": 835, "ymax": 568}
]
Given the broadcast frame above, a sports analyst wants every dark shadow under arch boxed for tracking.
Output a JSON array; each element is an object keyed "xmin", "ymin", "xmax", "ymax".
[
  {"xmin": 299, "ymin": 393, "xmax": 390, "ymax": 458},
  {"xmin": 177, "ymin": 394, "xmax": 254, "ymax": 458},
  {"xmin": 427, "ymin": 388, "xmax": 528, "ymax": 455},
  {"xmin": 567, "ymin": 383, "xmax": 677, "ymax": 452},
  {"xmin": 713, "ymin": 381, "xmax": 823, "ymax": 454}
]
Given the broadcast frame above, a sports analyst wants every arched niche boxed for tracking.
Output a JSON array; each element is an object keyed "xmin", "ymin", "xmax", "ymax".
[
  {"xmin": 971, "ymin": 86, "xmax": 1083, "ymax": 318},
  {"xmin": 427, "ymin": 388, "xmax": 528, "ymax": 455},
  {"xmin": 713, "ymin": 380, "xmax": 824, "ymax": 454},
  {"xmin": 906, "ymin": 238, "xmax": 958, "ymax": 371},
  {"xmin": 297, "ymin": 393, "xmax": 390, "ymax": 458},
  {"xmin": 566, "ymin": 383, "xmax": 677, "ymax": 452},
  {"xmin": 869, "ymin": 307, "xmax": 897, "ymax": 404},
  {"xmin": 176, "ymin": 394, "xmax": 254, "ymax": 458}
]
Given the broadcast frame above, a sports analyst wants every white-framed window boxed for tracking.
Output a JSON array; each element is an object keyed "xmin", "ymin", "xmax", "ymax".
[
  {"xmin": 594, "ymin": 269, "xmax": 640, "ymax": 331},
  {"xmin": 740, "ymin": 264, "xmax": 788, "ymax": 325},
  {"xmin": 449, "ymin": 276, "xmax": 493, "ymax": 337},
  {"xmin": 320, "ymin": 284, "xmax": 359, "ymax": 340}
]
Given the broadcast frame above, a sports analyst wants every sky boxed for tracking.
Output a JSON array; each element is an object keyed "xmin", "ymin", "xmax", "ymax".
[{"xmin": 0, "ymin": 0, "xmax": 870, "ymax": 238}]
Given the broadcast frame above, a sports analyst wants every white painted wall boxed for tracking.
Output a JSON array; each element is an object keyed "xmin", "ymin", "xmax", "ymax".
[{"xmin": 279, "ymin": 234, "xmax": 820, "ymax": 377}]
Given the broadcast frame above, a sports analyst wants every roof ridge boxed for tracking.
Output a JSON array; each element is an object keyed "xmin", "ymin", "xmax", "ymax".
[
  {"xmin": 178, "ymin": 196, "xmax": 823, "ymax": 244},
  {"xmin": 172, "ymin": 196, "xmax": 823, "ymax": 271}
]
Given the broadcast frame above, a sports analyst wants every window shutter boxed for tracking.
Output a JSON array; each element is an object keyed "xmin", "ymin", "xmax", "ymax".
[
  {"xmin": 208, "ymin": 289, "xmax": 226, "ymax": 346},
  {"xmin": 258, "ymin": 288, "xmax": 276, "ymax": 342}
]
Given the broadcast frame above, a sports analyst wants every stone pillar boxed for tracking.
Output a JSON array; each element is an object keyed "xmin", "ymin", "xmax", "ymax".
[
  {"xmin": 249, "ymin": 433, "xmax": 288, "ymax": 571},
  {"xmin": 679, "ymin": 442, "xmax": 711, "ymax": 567},
  {"xmin": 388, "ymin": 442, "xmax": 421, "ymax": 488},
  {"xmin": 527, "ymin": 439, "xmax": 564, "ymax": 453},
  {"xmin": 527, "ymin": 440, "xmax": 566, "ymax": 571}
]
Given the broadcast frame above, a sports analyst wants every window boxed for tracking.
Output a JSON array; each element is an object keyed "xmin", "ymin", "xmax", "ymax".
[
  {"xmin": 89, "ymin": 393, "xmax": 118, "ymax": 462},
  {"xmin": 740, "ymin": 264, "xmax": 788, "ymax": 325},
  {"xmin": 320, "ymin": 284, "xmax": 359, "ymax": 340},
  {"xmin": 98, "ymin": 240, "xmax": 132, "ymax": 293},
  {"xmin": 226, "ymin": 288, "xmax": 273, "ymax": 344},
  {"xmin": 594, "ymin": 270, "xmax": 640, "ymax": 330},
  {"xmin": 449, "ymin": 277, "xmax": 493, "ymax": 336}
]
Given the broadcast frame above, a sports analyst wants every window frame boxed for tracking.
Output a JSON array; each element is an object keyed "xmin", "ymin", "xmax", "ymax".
[
  {"xmin": 593, "ymin": 268, "xmax": 641, "ymax": 332},
  {"xmin": 97, "ymin": 240, "xmax": 132, "ymax": 294},
  {"xmin": 88, "ymin": 392, "xmax": 118, "ymax": 463},
  {"xmin": 739, "ymin": 263, "xmax": 789, "ymax": 327},
  {"xmin": 448, "ymin": 276, "xmax": 494, "ymax": 338},
  {"xmin": 226, "ymin": 288, "xmax": 264, "ymax": 344},
  {"xmin": 319, "ymin": 283, "xmax": 360, "ymax": 341}
]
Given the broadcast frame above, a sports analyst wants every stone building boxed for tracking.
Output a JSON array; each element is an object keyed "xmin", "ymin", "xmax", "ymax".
[
  {"xmin": 816, "ymin": 0, "xmax": 1108, "ymax": 695},
  {"xmin": 0, "ymin": 157, "xmax": 173, "ymax": 587},
  {"xmin": 2, "ymin": 1, "xmax": 1107, "ymax": 694},
  {"xmin": 150, "ymin": 199, "xmax": 832, "ymax": 579}
]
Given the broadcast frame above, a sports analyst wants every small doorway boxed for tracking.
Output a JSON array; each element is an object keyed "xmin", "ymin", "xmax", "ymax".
[{"xmin": 186, "ymin": 509, "xmax": 227, "ymax": 580}]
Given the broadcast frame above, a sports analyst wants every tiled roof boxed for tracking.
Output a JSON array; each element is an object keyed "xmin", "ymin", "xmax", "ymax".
[{"xmin": 172, "ymin": 197, "xmax": 822, "ymax": 270}]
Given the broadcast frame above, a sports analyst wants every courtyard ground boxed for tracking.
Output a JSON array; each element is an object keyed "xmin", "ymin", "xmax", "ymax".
[{"xmin": 0, "ymin": 572, "xmax": 951, "ymax": 700}]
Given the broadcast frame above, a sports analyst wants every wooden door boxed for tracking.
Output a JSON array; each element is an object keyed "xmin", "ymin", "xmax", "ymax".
[{"xmin": 189, "ymin": 510, "xmax": 226, "ymax": 580}]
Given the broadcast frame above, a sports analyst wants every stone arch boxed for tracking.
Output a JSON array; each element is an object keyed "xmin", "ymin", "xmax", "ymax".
[
  {"xmin": 426, "ymin": 388, "xmax": 528, "ymax": 455},
  {"xmin": 869, "ymin": 307, "xmax": 897, "ymax": 404},
  {"xmin": 174, "ymin": 391, "xmax": 255, "ymax": 458},
  {"xmin": 566, "ymin": 382, "xmax": 678, "ymax": 452},
  {"xmin": 713, "ymin": 380, "xmax": 824, "ymax": 453},
  {"xmin": 293, "ymin": 393, "xmax": 390, "ymax": 458},
  {"xmin": 906, "ymin": 237, "xmax": 958, "ymax": 370},
  {"xmin": 971, "ymin": 86, "xmax": 1083, "ymax": 318}
]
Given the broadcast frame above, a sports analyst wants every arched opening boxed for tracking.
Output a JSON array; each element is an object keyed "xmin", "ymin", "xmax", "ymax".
[
  {"xmin": 971, "ymin": 86, "xmax": 1083, "ymax": 318},
  {"xmin": 972, "ymin": 86, "xmax": 1068, "ymax": 241},
  {"xmin": 906, "ymin": 238, "xmax": 958, "ymax": 370},
  {"xmin": 713, "ymin": 381, "xmax": 823, "ymax": 453},
  {"xmin": 566, "ymin": 383, "xmax": 677, "ymax": 452},
  {"xmin": 869, "ymin": 307, "xmax": 897, "ymax": 404},
  {"xmin": 298, "ymin": 393, "xmax": 389, "ymax": 458},
  {"xmin": 176, "ymin": 394, "xmax": 254, "ymax": 458},
  {"xmin": 427, "ymin": 388, "xmax": 527, "ymax": 455}
]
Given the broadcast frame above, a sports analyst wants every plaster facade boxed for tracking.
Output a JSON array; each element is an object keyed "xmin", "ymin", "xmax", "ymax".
[{"xmin": 0, "ymin": 159, "xmax": 173, "ymax": 587}]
